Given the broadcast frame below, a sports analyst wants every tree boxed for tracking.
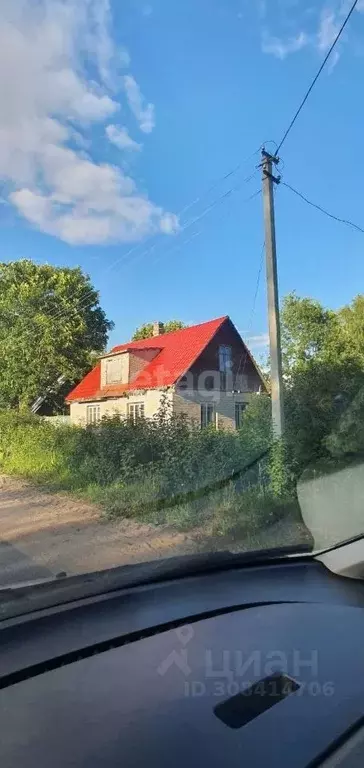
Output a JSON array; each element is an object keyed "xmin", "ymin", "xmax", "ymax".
[
  {"xmin": 279, "ymin": 292, "xmax": 364, "ymax": 470},
  {"xmin": 281, "ymin": 292, "xmax": 338, "ymax": 377},
  {"xmin": 0, "ymin": 260, "xmax": 113, "ymax": 410},
  {"xmin": 132, "ymin": 320, "xmax": 186, "ymax": 341},
  {"xmin": 336, "ymin": 295, "xmax": 364, "ymax": 368}
]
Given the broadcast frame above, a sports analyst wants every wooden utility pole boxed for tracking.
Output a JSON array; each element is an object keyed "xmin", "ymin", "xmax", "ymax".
[{"xmin": 261, "ymin": 149, "xmax": 284, "ymax": 439}]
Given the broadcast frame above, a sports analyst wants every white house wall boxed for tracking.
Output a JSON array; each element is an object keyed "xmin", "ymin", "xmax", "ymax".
[
  {"xmin": 69, "ymin": 389, "xmax": 173, "ymax": 426},
  {"xmin": 173, "ymin": 388, "xmax": 254, "ymax": 431}
]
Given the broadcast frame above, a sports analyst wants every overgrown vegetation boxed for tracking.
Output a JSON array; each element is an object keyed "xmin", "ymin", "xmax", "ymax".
[
  {"xmin": 3, "ymin": 290, "xmax": 364, "ymax": 548},
  {"xmin": 0, "ymin": 260, "xmax": 113, "ymax": 411},
  {"xmin": 0, "ymin": 400, "xmax": 301, "ymax": 546}
]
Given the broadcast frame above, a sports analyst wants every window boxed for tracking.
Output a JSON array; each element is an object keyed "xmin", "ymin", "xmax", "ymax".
[
  {"xmin": 235, "ymin": 402, "xmax": 246, "ymax": 429},
  {"xmin": 201, "ymin": 403, "xmax": 215, "ymax": 428},
  {"xmin": 219, "ymin": 345, "xmax": 232, "ymax": 372},
  {"xmin": 86, "ymin": 405, "xmax": 100, "ymax": 425},
  {"xmin": 178, "ymin": 375, "xmax": 188, "ymax": 391},
  {"xmin": 219, "ymin": 345, "xmax": 232, "ymax": 390},
  {"xmin": 128, "ymin": 402, "xmax": 145, "ymax": 423},
  {"xmin": 105, "ymin": 356, "xmax": 123, "ymax": 385}
]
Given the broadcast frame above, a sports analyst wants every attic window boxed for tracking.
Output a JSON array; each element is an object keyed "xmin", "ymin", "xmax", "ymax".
[
  {"xmin": 105, "ymin": 357, "xmax": 123, "ymax": 384},
  {"xmin": 219, "ymin": 345, "xmax": 232, "ymax": 372}
]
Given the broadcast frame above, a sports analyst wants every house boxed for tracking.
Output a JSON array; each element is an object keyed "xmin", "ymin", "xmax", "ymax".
[{"xmin": 66, "ymin": 316, "xmax": 267, "ymax": 430}]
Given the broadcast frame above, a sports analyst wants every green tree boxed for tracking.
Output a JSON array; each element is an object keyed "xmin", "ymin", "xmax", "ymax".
[
  {"xmin": 281, "ymin": 292, "xmax": 338, "ymax": 377},
  {"xmin": 336, "ymin": 295, "xmax": 364, "ymax": 367},
  {"xmin": 279, "ymin": 292, "xmax": 364, "ymax": 470},
  {"xmin": 132, "ymin": 320, "xmax": 186, "ymax": 340},
  {"xmin": 0, "ymin": 260, "xmax": 113, "ymax": 410}
]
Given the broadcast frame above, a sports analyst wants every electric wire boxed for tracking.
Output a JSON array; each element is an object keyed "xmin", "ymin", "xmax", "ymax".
[
  {"xmin": 281, "ymin": 180, "xmax": 364, "ymax": 235},
  {"xmin": 276, "ymin": 0, "xmax": 360, "ymax": 153}
]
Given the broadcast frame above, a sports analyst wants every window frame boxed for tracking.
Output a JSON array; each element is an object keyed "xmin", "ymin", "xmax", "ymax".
[
  {"xmin": 219, "ymin": 345, "xmax": 232, "ymax": 373},
  {"xmin": 127, "ymin": 401, "xmax": 145, "ymax": 423},
  {"xmin": 235, "ymin": 402, "xmax": 247, "ymax": 429},
  {"xmin": 105, "ymin": 356, "xmax": 123, "ymax": 385},
  {"xmin": 219, "ymin": 345, "xmax": 232, "ymax": 391},
  {"xmin": 86, "ymin": 404, "xmax": 101, "ymax": 425},
  {"xmin": 201, "ymin": 402, "xmax": 215, "ymax": 429}
]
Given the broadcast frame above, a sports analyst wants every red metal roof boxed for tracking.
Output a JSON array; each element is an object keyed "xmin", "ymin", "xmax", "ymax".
[{"xmin": 66, "ymin": 316, "xmax": 228, "ymax": 402}]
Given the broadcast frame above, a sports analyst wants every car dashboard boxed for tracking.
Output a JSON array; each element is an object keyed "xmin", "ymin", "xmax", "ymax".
[{"xmin": 1, "ymin": 557, "xmax": 364, "ymax": 767}]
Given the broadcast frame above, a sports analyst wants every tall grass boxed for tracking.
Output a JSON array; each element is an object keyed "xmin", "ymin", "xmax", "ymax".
[{"xmin": 0, "ymin": 404, "xmax": 300, "ymax": 541}]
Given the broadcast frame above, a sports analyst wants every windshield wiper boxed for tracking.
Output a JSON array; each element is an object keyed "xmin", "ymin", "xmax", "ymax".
[{"xmin": 0, "ymin": 544, "xmax": 311, "ymax": 622}]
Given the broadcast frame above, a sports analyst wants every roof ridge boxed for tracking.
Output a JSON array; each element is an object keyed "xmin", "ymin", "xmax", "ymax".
[
  {"xmin": 110, "ymin": 315, "xmax": 229, "ymax": 351},
  {"xmin": 66, "ymin": 314, "xmax": 248, "ymax": 403}
]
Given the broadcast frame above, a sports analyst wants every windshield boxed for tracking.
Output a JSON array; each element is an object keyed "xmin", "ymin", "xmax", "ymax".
[{"xmin": 0, "ymin": 0, "xmax": 363, "ymax": 602}]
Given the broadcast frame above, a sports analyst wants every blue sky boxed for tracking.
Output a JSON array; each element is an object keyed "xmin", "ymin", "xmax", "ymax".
[{"xmin": 1, "ymin": 0, "xmax": 364, "ymax": 359}]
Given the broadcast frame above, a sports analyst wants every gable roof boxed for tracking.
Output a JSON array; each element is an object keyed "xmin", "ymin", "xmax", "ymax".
[{"xmin": 66, "ymin": 316, "xmax": 230, "ymax": 402}]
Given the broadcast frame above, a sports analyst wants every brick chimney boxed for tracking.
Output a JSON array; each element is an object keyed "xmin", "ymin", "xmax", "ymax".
[{"xmin": 153, "ymin": 321, "xmax": 164, "ymax": 337}]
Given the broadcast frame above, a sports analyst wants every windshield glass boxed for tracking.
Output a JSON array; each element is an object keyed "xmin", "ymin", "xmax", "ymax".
[{"xmin": 0, "ymin": 0, "xmax": 363, "ymax": 601}]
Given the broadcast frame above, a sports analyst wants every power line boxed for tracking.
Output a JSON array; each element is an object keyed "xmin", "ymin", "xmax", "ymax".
[
  {"xmin": 178, "ymin": 147, "xmax": 261, "ymax": 218},
  {"xmin": 281, "ymin": 180, "xmax": 364, "ymax": 234},
  {"xmin": 276, "ymin": 0, "xmax": 360, "ymax": 153},
  {"xmin": 9, "ymin": 150, "xmax": 263, "ymax": 348},
  {"xmin": 41, "ymin": 169, "xmax": 260, "ymax": 329},
  {"xmin": 90, "ymin": 147, "xmax": 262, "ymax": 278},
  {"xmin": 236, "ymin": 242, "xmax": 265, "ymax": 381},
  {"xmin": 86, "ymin": 194, "xmax": 264, "ymax": 401},
  {"xmin": 38, "ymin": 150, "xmax": 261, "ymax": 329},
  {"xmin": 64, "ymin": 185, "xmax": 261, "ymax": 325},
  {"xmin": 46, "ymin": 174, "xmax": 261, "ymax": 327},
  {"xmin": 39, "ymin": 147, "xmax": 265, "ymax": 327},
  {"xmin": 101, "ymin": 169, "xmax": 259, "ymax": 281},
  {"xmin": 148, "ymin": 187, "xmax": 261, "ymax": 273}
]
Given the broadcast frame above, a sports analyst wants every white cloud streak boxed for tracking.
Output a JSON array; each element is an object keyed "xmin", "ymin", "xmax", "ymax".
[
  {"xmin": 246, "ymin": 333, "xmax": 269, "ymax": 349},
  {"xmin": 262, "ymin": 0, "xmax": 364, "ymax": 62},
  {"xmin": 262, "ymin": 31, "xmax": 308, "ymax": 59},
  {"xmin": 106, "ymin": 124, "xmax": 142, "ymax": 151},
  {"xmin": 0, "ymin": 0, "xmax": 175, "ymax": 245},
  {"xmin": 317, "ymin": 9, "xmax": 341, "ymax": 51},
  {"xmin": 123, "ymin": 75, "xmax": 156, "ymax": 133}
]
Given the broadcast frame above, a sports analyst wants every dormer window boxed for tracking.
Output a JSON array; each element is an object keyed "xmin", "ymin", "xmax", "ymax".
[
  {"xmin": 105, "ymin": 356, "xmax": 124, "ymax": 384},
  {"xmin": 101, "ymin": 351, "xmax": 130, "ymax": 388}
]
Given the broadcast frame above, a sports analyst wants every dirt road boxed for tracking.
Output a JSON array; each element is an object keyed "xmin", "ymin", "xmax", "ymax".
[
  {"xmin": 0, "ymin": 475, "xmax": 204, "ymax": 586},
  {"xmin": 0, "ymin": 475, "xmax": 310, "ymax": 587}
]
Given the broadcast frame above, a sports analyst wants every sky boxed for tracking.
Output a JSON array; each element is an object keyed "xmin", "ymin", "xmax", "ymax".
[{"xmin": 1, "ymin": 0, "xmax": 364, "ymax": 360}]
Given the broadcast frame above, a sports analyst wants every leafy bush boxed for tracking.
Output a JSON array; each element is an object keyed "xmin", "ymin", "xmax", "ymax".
[{"xmin": 0, "ymin": 398, "xmax": 298, "ymax": 545}]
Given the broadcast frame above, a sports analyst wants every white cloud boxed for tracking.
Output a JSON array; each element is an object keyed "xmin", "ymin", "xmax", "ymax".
[
  {"xmin": 246, "ymin": 333, "xmax": 269, "ymax": 349},
  {"xmin": 106, "ymin": 124, "xmax": 142, "ymax": 151},
  {"xmin": 327, "ymin": 48, "xmax": 340, "ymax": 72},
  {"xmin": 159, "ymin": 212, "xmax": 180, "ymax": 234},
  {"xmin": 262, "ymin": 0, "xmax": 364, "ymax": 63},
  {"xmin": 0, "ymin": 0, "xmax": 175, "ymax": 245},
  {"xmin": 262, "ymin": 30, "xmax": 308, "ymax": 59},
  {"xmin": 317, "ymin": 9, "xmax": 340, "ymax": 51},
  {"xmin": 86, "ymin": 0, "xmax": 130, "ymax": 89},
  {"xmin": 124, "ymin": 75, "xmax": 156, "ymax": 133}
]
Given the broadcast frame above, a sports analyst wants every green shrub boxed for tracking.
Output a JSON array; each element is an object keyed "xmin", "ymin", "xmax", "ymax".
[
  {"xmin": 0, "ymin": 404, "xmax": 297, "ymax": 542},
  {"xmin": 210, "ymin": 485, "xmax": 286, "ymax": 538}
]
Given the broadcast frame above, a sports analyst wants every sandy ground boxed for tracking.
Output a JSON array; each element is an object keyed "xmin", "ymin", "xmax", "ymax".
[
  {"xmin": 0, "ymin": 475, "xmax": 311, "ymax": 587},
  {"xmin": 0, "ymin": 475, "xmax": 205, "ymax": 585}
]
